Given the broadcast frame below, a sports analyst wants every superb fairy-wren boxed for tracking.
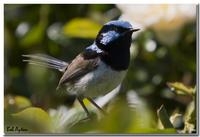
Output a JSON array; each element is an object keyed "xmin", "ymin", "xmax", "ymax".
[{"xmin": 23, "ymin": 20, "xmax": 139, "ymax": 117}]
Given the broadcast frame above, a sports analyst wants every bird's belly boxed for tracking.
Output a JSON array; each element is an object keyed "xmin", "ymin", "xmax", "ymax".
[{"xmin": 66, "ymin": 61, "xmax": 127, "ymax": 97}]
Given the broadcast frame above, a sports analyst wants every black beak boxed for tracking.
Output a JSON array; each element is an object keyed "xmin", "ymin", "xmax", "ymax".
[
  {"xmin": 120, "ymin": 28, "xmax": 140, "ymax": 37},
  {"xmin": 129, "ymin": 28, "xmax": 140, "ymax": 32},
  {"xmin": 124, "ymin": 28, "xmax": 140, "ymax": 35}
]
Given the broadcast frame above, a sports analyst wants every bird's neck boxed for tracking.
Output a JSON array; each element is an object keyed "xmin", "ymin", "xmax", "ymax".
[{"xmin": 101, "ymin": 48, "xmax": 130, "ymax": 71}]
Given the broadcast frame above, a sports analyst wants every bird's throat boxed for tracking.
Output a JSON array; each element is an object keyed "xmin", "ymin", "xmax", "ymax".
[{"xmin": 101, "ymin": 49, "xmax": 130, "ymax": 71}]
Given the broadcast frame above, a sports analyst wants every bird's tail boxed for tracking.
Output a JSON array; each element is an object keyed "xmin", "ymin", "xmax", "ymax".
[{"xmin": 22, "ymin": 54, "xmax": 68, "ymax": 73}]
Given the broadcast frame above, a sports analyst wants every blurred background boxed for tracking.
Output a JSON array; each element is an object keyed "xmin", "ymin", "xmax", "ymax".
[{"xmin": 4, "ymin": 4, "xmax": 197, "ymax": 134}]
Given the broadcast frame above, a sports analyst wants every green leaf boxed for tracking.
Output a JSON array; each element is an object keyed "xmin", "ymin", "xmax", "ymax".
[
  {"xmin": 63, "ymin": 18, "xmax": 101, "ymax": 39},
  {"xmin": 20, "ymin": 22, "xmax": 47, "ymax": 47},
  {"xmin": 4, "ymin": 95, "xmax": 32, "ymax": 112},
  {"xmin": 11, "ymin": 107, "xmax": 52, "ymax": 133},
  {"xmin": 20, "ymin": 5, "xmax": 49, "ymax": 47},
  {"xmin": 167, "ymin": 82, "xmax": 195, "ymax": 96},
  {"xmin": 129, "ymin": 128, "xmax": 176, "ymax": 133},
  {"xmin": 48, "ymin": 102, "xmax": 99, "ymax": 133},
  {"xmin": 14, "ymin": 96, "xmax": 32, "ymax": 109},
  {"xmin": 157, "ymin": 105, "xmax": 175, "ymax": 129},
  {"xmin": 70, "ymin": 95, "xmax": 155, "ymax": 134},
  {"xmin": 183, "ymin": 101, "xmax": 196, "ymax": 133}
]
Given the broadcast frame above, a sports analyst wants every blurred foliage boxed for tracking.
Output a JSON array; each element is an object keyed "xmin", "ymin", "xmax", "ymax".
[
  {"xmin": 157, "ymin": 105, "xmax": 174, "ymax": 129},
  {"xmin": 4, "ymin": 95, "xmax": 32, "ymax": 113},
  {"xmin": 63, "ymin": 18, "xmax": 101, "ymax": 38},
  {"xmin": 167, "ymin": 82, "xmax": 195, "ymax": 96},
  {"xmin": 11, "ymin": 107, "xmax": 52, "ymax": 133},
  {"xmin": 4, "ymin": 4, "xmax": 196, "ymax": 134}
]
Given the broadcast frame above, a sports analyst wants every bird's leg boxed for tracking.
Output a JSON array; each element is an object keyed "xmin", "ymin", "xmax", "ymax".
[
  {"xmin": 87, "ymin": 97, "xmax": 107, "ymax": 115},
  {"xmin": 77, "ymin": 96, "xmax": 90, "ymax": 118}
]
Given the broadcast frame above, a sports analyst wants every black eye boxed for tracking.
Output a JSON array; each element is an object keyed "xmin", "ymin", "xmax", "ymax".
[
  {"xmin": 99, "ymin": 33, "xmax": 104, "ymax": 39},
  {"xmin": 112, "ymin": 27, "xmax": 118, "ymax": 32},
  {"xmin": 110, "ymin": 25, "xmax": 128, "ymax": 33}
]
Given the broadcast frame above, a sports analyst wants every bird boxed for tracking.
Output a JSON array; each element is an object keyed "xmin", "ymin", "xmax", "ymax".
[{"xmin": 23, "ymin": 20, "xmax": 139, "ymax": 118}]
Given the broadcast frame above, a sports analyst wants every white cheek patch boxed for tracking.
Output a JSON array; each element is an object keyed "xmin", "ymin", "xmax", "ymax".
[{"xmin": 100, "ymin": 31, "xmax": 120, "ymax": 45}]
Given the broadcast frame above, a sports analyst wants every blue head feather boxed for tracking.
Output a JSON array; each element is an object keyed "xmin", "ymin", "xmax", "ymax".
[
  {"xmin": 95, "ymin": 20, "xmax": 133, "ymax": 47},
  {"xmin": 100, "ymin": 30, "xmax": 120, "ymax": 45},
  {"xmin": 85, "ymin": 43, "xmax": 103, "ymax": 53},
  {"xmin": 85, "ymin": 20, "xmax": 136, "ymax": 70},
  {"xmin": 105, "ymin": 20, "xmax": 132, "ymax": 29}
]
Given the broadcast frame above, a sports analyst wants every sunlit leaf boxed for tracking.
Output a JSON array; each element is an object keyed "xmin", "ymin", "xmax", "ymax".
[
  {"xmin": 70, "ymin": 93, "xmax": 155, "ymax": 134},
  {"xmin": 167, "ymin": 82, "xmax": 195, "ymax": 96},
  {"xmin": 49, "ymin": 89, "xmax": 123, "ymax": 133},
  {"xmin": 48, "ymin": 91, "xmax": 120, "ymax": 133},
  {"xmin": 14, "ymin": 96, "xmax": 32, "ymax": 109},
  {"xmin": 157, "ymin": 105, "xmax": 174, "ymax": 129},
  {"xmin": 183, "ymin": 101, "xmax": 196, "ymax": 133},
  {"xmin": 11, "ymin": 107, "xmax": 52, "ymax": 133},
  {"xmin": 63, "ymin": 18, "xmax": 101, "ymax": 39},
  {"xmin": 20, "ymin": 22, "xmax": 47, "ymax": 47},
  {"xmin": 4, "ymin": 95, "xmax": 32, "ymax": 112},
  {"xmin": 97, "ymin": 99, "xmax": 133, "ymax": 133},
  {"xmin": 127, "ymin": 91, "xmax": 154, "ymax": 131},
  {"xmin": 170, "ymin": 113, "xmax": 184, "ymax": 130},
  {"xmin": 49, "ymin": 103, "xmax": 98, "ymax": 133},
  {"xmin": 70, "ymin": 100, "xmax": 132, "ymax": 133}
]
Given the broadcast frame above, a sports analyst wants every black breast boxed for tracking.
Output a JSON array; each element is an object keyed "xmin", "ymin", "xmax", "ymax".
[{"xmin": 101, "ymin": 48, "xmax": 130, "ymax": 71}]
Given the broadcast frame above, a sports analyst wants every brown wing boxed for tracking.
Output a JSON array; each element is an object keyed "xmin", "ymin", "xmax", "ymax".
[{"xmin": 57, "ymin": 53, "xmax": 100, "ymax": 88}]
